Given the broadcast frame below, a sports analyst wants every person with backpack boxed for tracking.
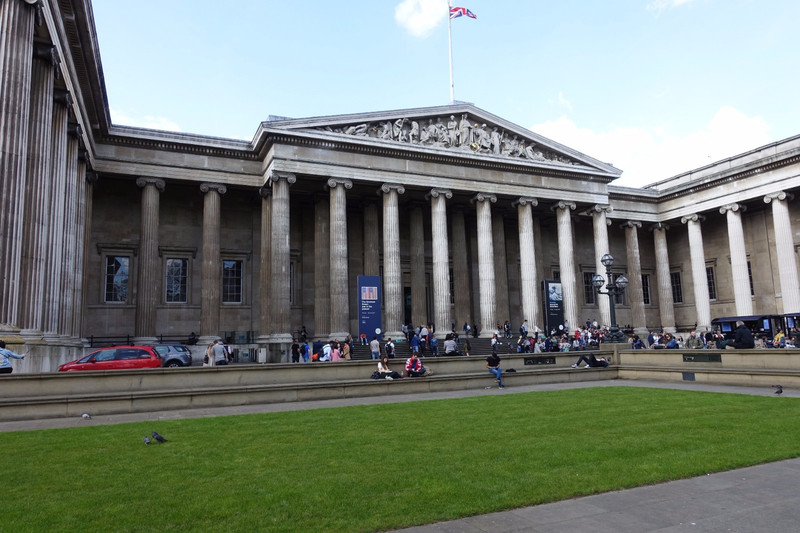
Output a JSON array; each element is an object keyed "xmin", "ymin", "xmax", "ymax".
[{"xmin": 384, "ymin": 340, "xmax": 395, "ymax": 358}]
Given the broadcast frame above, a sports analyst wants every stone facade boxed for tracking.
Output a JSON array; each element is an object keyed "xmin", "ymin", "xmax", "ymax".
[{"xmin": 3, "ymin": 0, "xmax": 800, "ymax": 369}]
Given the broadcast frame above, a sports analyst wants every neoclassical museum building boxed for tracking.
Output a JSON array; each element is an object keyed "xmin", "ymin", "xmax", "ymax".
[{"xmin": 2, "ymin": 0, "xmax": 800, "ymax": 368}]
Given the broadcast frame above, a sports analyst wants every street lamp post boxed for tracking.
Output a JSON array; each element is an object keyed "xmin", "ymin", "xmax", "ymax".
[{"xmin": 592, "ymin": 253, "xmax": 629, "ymax": 343}]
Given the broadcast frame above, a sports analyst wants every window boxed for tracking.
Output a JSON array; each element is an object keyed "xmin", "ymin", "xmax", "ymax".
[
  {"xmin": 104, "ymin": 255, "xmax": 130, "ymax": 303},
  {"xmin": 706, "ymin": 266, "xmax": 717, "ymax": 300},
  {"xmin": 289, "ymin": 261, "xmax": 295, "ymax": 305},
  {"xmin": 449, "ymin": 267, "xmax": 454, "ymax": 304},
  {"xmin": 670, "ymin": 271, "xmax": 683, "ymax": 304},
  {"xmin": 165, "ymin": 258, "xmax": 188, "ymax": 303},
  {"xmin": 222, "ymin": 260, "xmax": 243, "ymax": 304},
  {"xmin": 747, "ymin": 261, "xmax": 754, "ymax": 296},
  {"xmin": 583, "ymin": 272, "xmax": 596, "ymax": 305},
  {"xmin": 642, "ymin": 274, "xmax": 651, "ymax": 305},
  {"xmin": 552, "ymin": 270, "xmax": 560, "ymax": 281}
]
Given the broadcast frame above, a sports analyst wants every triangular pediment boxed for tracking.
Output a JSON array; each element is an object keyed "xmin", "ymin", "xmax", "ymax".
[{"xmin": 261, "ymin": 104, "xmax": 621, "ymax": 177}]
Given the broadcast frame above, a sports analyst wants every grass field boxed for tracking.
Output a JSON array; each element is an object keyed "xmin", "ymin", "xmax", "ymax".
[{"xmin": 3, "ymin": 387, "xmax": 799, "ymax": 532}]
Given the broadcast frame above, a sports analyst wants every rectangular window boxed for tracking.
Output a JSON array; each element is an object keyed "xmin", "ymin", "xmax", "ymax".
[
  {"xmin": 289, "ymin": 261, "xmax": 295, "ymax": 305},
  {"xmin": 747, "ymin": 261, "xmax": 754, "ymax": 296},
  {"xmin": 670, "ymin": 271, "xmax": 683, "ymax": 304},
  {"xmin": 104, "ymin": 255, "xmax": 130, "ymax": 303},
  {"xmin": 706, "ymin": 266, "xmax": 717, "ymax": 300},
  {"xmin": 583, "ymin": 272, "xmax": 596, "ymax": 305},
  {"xmin": 553, "ymin": 270, "xmax": 560, "ymax": 281},
  {"xmin": 642, "ymin": 274, "xmax": 651, "ymax": 305},
  {"xmin": 165, "ymin": 258, "xmax": 188, "ymax": 303},
  {"xmin": 449, "ymin": 267, "xmax": 455, "ymax": 305},
  {"xmin": 222, "ymin": 260, "xmax": 243, "ymax": 304}
]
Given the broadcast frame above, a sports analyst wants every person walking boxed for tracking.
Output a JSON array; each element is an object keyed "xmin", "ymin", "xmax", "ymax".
[{"xmin": 0, "ymin": 340, "xmax": 25, "ymax": 374}]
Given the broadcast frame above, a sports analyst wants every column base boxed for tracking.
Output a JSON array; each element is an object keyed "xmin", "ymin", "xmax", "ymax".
[
  {"xmin": 328, "ymin": 331, "xmax": 350, "ymax": 342},
  {"xmin": 257, "ymin": 337, "xmax": 292, "ymax": 363},
  {"xmin": 384, "ymin": 330, "xmax": 403, "ymax": 341},
  {"xmin": 18, "ymin": 328, "xmax": 44, "ymax": 340}
]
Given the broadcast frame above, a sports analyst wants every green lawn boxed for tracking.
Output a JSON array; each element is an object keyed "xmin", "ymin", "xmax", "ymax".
[{"xmin": 3, "ymin": 387, "xmax": 799, "ymax": 532}]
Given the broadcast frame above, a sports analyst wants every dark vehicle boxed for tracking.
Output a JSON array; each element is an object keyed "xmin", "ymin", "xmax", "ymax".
[
  {"xmin": 153, "ymin": 344, "xmax": 193, "ymax": 367},
  {"xmin": 59, "ymin": 346, "xmax": 161, "ymax": 372}
]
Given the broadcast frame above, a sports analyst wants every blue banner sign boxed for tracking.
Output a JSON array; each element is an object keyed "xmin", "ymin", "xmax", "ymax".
[{"xmin": 358, "ymin": 275, "xmax": 383, "ymax": 341}]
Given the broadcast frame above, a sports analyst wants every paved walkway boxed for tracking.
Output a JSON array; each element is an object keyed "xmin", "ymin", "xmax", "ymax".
[{"xmin": 2, "ymin": 380, "xmax": 797, "ymax": 532}]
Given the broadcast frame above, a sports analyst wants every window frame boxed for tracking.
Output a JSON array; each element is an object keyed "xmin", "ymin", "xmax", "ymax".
[{"xmin": 670, "ymin": 271, "xmax": 683, "ymax": 304}]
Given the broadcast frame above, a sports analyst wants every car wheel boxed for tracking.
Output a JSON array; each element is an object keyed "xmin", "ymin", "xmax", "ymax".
[{"xmin": 166, "ymin": 361, "xmax": 182, "ymax": 368}]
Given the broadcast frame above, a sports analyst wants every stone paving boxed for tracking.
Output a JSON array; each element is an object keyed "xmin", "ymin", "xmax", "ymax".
[{"xmin": 2, "ymin": 379, "xmax": 797, "ymax": 532}]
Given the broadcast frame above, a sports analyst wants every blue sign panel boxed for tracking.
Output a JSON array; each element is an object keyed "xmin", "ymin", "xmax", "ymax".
[
  {"xmin": 543, "ymin": 280, "xmax": 564, "ymax": 335},
  {"xmin": 358, "ymin": 275, "xmax": 383, "ymax": 341}
]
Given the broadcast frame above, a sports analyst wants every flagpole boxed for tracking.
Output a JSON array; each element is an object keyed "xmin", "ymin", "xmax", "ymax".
[{"xmin": 447, "ymin": 0, "xmax": 454, "ymax": 104}]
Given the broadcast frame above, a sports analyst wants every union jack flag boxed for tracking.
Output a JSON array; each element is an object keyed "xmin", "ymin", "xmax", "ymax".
[{"xmin": 449, "ymin": 6, "xmax": 477, "ymax": 20}]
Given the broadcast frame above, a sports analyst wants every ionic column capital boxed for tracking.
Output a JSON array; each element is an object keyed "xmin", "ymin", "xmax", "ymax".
[
  {"xmin": 764, "ymin": 191, "xmax": 794, "ymax": 204},
  {"xmin": 680, "ymin": 213, "xmax": 705, "ymax": 224},
  {"xmin": 200, "ymin": 182, "xmax": 227, "ymax": 195},
  {"xmin": 379, "ymin": 183, "xmax": 405, "ymax": 195},
  {"xmin": 426, "ymin": 188, "xmax": 452, "ymax": 200},
  {"xmin": 621, "ymin": 220, "xmax": 642, "ymax": 230},
  {"xmin": 85, "ymin": 171, "xmax": 99, "ymax": 185},
  {"xmin": 650, "ymin": 222, "xmax": 670, "ymax": 232},
  {"xmin": 257, "ymin": 186, "xmax": 272, "ymax": 199},
  {"xmin": 269, "ymin": 171, "xmax": 296, "ymax": 185},
  {"xmin": 471, "ymin": 192, "xmax": 497, "ymax": 204},
  {"xmin": 512, "ymin": 197, "xmax": 538, "ymax": 208},
  {"xmin": 719, "ymin": 203, "xmax": 747, "ymax": 215},
  {"xmin": 326, "ymin": 178, "xmax": 353, "ymax": 190},
  {"xmin": 53, "ymin": 88, "xmax": 72, "ymax": 107},
  {"xmin": 583, "ymin": 204, "xmax": 612, "ymax": 216},
  {"xmin": 33, "ymin": 42, "xmax": 57, "ymax": 65},
  {"xmin": 136, "ymin": 177, "xmax": 165, "ymax": 192},
  {"xmin": 550, "ymin": 200, "xmax": 576, "ymax": 212},
  {"xmin": 67, "ymin": 122, "xmax": 82, "ymax": 138}
]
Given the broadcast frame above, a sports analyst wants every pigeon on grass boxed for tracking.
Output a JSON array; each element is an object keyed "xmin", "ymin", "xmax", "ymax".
[
  {"xmin": 773, "ymin": 385, "xmax": 783, "ymax": 395},
  {"xmin": 143, "ymin": 436, "xmax": 151, "ymax": 445},
  {"xmin": 151, "ymin": 431, "xmax": 167, "ymax": 443}
]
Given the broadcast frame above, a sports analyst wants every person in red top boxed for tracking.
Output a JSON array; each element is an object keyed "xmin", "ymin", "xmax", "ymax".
[{"xmin": 405, "ymin": 353, "xmax": 430, "ymax": 377}]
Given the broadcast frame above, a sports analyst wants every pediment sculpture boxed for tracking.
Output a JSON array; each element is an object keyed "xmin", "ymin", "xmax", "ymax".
[{"xmin": 315, "ymin": 113, "xmax": 584, "ymax": 167}]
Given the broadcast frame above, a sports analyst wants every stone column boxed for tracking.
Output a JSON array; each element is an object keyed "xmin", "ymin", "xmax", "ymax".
[
  {"xmin": 59, "ymin": 124, "xmax": 80, "ymax": 340},
  {"xmin": 429, "ymin": 188, "xmax": 452, "ymax": 338},
  {"xmin": 553, "ymin": 201, "xmax": 578, "ymax": 333},
  {"xmin": 328, "ymin": 178, "xmax": 352, "ymax": 339},
  {"xmin": 720, "ymin": 203, "xmax": 753, "ymax": 316},
  {"xmin": 492, "ymin": 212, "xmax": 510, "ymax": 329},
  {"xmin": 42, "ymin": 89, "xmax": 70, "ymax": 341},
  {"xmin": 71, "ymin": 154, "xmax": 89, "ymax": 340},
  {"xmin": 269, "ymin": 172, "xmax": 295, "ymax": 345},
  {"xmin": 587, "ymin": 205, "xmax": 612, "ymax": 328},
  {"xmin": 0, "ymin": 0, "xmax": 37, "ymax": 333},
  {"xmin": 681, "ymin": 214, "xmax": 711, "ymax": 331},
  {"xmin": 651, "ymin": 223, "xmax": 675, "ymax": 333},
  {"xmin": 199, "ymin": 183, "xmax": 226, "ymax": 342},
  {"xmin": 134, "ymin": 177, "xmax": 165, "ymax": 342},
  {"xmin": 19, "ymin": 42, "xmax": 55, "ymax": 337},
  {"xmin": 313, "ymin": 195, "xmax": 330, "ymax": 339},
  {"xmin": 76, "ymin": 170, "xmax": 98, "ymax": 341},
  {"xmin": 622, "ymin": 221, "xmax": 646, "ymax": 335},
  {"xmin": 515, "ymin": 197, "xmax": 540, "ymax": 331},
  {"xmin": 381, "ymin": 183, "xmax": 405, "ymax": 338},
  {"xmin": 764, "ymin": 192, "xmax": 800, "ymax": 314},
  {"xmin": 410, "ymin": 204, "xmax": 426, "ymax": 328},
  {"xmin": 363, "ymin": 201, "xmax": 380, "ymax": 276},
  {"xmin": 257, "ymin": 187, "xmax": 272, "ymax": 342},
  {"xmin": 451, "ymin": 208, "xmax": 471, "ymax": 329},
  {"xmin": 472, "ymin": 193, "xmax": 497, "ymax": 337}
]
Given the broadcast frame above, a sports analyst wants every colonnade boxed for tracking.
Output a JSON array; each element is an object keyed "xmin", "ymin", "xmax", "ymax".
[{"xmin": 0, "ymin": 0, "xmax": 93, "ymax": 345}]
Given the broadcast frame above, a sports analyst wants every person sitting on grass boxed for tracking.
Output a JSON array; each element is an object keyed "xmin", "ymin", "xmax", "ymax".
[
  {"xmin": 377, "ymin": 356, "xmax": 402, "ymax": 380},
  {"xmin": 486, "ymin": 349, "xmax": 504, "ymax": 388},
  {"xmin": 571, "ymin": 353, "xmax": 609, "ymax": 368},
  {"xmin": 405, "ymin": 353, "xmax": 430, "ymax": 377}
]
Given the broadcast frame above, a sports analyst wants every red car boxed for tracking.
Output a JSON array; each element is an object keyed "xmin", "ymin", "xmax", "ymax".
[{"xmin": 58, "ymin": 345, "xmax": 162, "ymax": 372}]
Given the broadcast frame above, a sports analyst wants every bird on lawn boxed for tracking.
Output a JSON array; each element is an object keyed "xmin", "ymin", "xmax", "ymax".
[
  {"xmin": 81, "ymin": 413, "xmax": 91, "ymax": 419},
  {"xmin": 774, "ymin": 385, "xmax": 783, "ymax": 395},
  {"xmin": 142, "ymin": 436, "xmax": 151, "ymax": 445},
  {"xmin": 151, "ymin": 431, "xmax": 167, "ymax": 443}
]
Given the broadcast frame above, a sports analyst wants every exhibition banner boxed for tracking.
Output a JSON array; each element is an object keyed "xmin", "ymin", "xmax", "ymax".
[{"xmin": 358, "ymin": 275, "xmax": 383, "ymax": 341}]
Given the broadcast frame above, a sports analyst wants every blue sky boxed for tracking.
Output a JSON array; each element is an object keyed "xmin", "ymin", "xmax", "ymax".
[{"xmin": 92, "ymin": 0, "xmax": 800, "ymax": 187}]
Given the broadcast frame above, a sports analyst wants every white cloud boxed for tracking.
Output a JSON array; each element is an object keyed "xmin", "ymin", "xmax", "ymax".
[
  {"xmin": 646, "ymin": 0, "xmax": 698, "ymax": 13},
  {"xmin": 110, "ymin": 107, "xmax": 181, "ymax": 132},
  {"xmin": 395, "ymin": 0, "xmax": 448, "ymax": 38},
  {"xmin": 531, "ymin": 106, "xmax": 772, "ymax": 188}
]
